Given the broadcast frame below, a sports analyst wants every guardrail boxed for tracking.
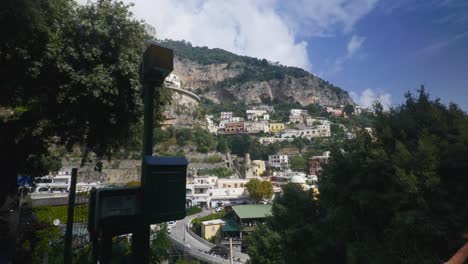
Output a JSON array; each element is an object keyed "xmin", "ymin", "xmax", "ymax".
[
  {"xmin": 168, "ymin": 235, "xmax": 232, "ymax": 264},
  {"xmin": 166, "ymin": 86, "xmax": 201, "ymax": 102},
  {"xmin": 186, "ymin": 221, "xmax": 216, "ymax": 248}
]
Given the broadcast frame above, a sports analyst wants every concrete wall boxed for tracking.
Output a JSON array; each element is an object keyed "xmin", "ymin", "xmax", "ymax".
[{"xmin": 201, "ymin": 222, "xmax": 223, "ymax": 240}]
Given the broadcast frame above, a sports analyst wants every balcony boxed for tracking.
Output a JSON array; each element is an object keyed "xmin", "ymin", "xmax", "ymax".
[{"xmin": 192, "ymin": 192, "xmax": 210, "ymax": 197}]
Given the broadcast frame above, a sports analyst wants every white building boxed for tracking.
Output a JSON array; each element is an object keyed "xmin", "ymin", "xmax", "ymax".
[
  {"xmin": 216, "ymin": 178, "xmax": 249, "ymax": 189},
  {"xmin": 245, "ymin": 121, "xmax": 269, "ymax": 133},
  {"xmin": 289, "ymin": 115, "xmax": 304, "ymax": 124},
  {"xmin": 246, "ymin": 109, "xmax": 268, "ymax": 121},
  {"xmin": 230, "ymin": 116, "xmax": 244, "ymax": 122},
  {"xmin": 305, "ymin": 116, "xmax": 316, "ymax": 126},
  {"xmin": 218, "ymin": 117, "xmax": 244, "ymax": 130},
  {"xmin": 290, "ymin": 109, "xmax": 308, "ymax": 116},
  {"xmin": 258, "ymin": 137, "xmax": 294, "ymax": 145},
  {"xmin": 301, "ymin": 123, "xmax": 331, "ymax": 138},
  {"xmin": 268, "ymin": 155, "xmax": 289, "ymax": 168},
  {"xmin": 210, "ymin": 188, "xmax": 250, "ymax": 208},
  {"xmin": 280, "ymin": 129, "xmax": 302, "ymax": 138},
  {"xmin": 186, "ymin": 176, "xmax": 218, "ymax": 208},
  {"xmin": 220, "ymin": 112, "xmax": 233, "ymax": 120},
  {"xmin": 218, "ymin": 119, "xmax": 229, "ymax": 129}
]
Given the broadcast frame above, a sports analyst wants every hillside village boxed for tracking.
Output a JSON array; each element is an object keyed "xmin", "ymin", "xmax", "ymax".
[
  {"xmin": 5, "ymin": 1, "xmax": 468, "ymax": 263},
  {"xmin": 27, "ymin": 69, "xmax": 375, "ymax": 260}
]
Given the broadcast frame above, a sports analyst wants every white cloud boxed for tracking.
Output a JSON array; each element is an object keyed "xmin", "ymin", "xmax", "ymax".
[
  {"xmin": 350, "ymin": 88, "xmax": 392, "ymax": 109},
  {"xmin": 76, "ymin": 0, "xmax": 379, "ymax": 72},
  {"xmin": 280, "ymin": 0, "xmax": 379, "ymax": 36},
  {"xmin": 417, "ymin": 31, "xmax": 468, "ymax": 55},
  {"xmin": 347, "ymin": 35, "xmax": 366, "ymax": 57},
  {"xmin": 327, "ymin": 34, "xmax": 366, "ymax": 74}
]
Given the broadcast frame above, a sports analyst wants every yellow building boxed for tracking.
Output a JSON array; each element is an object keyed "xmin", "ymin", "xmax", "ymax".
[
  {"xmin": 201, "ymin": 219, "xmax": 225, "ymax": 240},
  {"xmin": 252, "ymin": 160, "xmax": 266, "ymax": 177},
  {"xmin": 269, "ymin": 123, "xmax": 285, "ymax": 133}
]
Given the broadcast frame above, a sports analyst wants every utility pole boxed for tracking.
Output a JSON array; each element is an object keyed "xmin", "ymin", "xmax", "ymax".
[{"xmin": 230, "ymin": 237, "xmax": 234, "ymax": 264}]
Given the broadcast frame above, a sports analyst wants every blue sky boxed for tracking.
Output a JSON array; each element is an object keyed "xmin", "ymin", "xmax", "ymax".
[
  {"xmin": 308, "ymin": 0, "xmax": 468, "ymax": 110},
  {"xmin": 79, "ymin": 0, "xmax": 468, "ymax": 110}
]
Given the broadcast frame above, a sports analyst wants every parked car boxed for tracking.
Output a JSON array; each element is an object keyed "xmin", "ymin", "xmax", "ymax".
[
  {"xmin": 167, "ymin": 220, "xmax": 177, "ymax": 229},
  {"xmin": 214, "ymin": 207, "xmax": 223, "ymax": 212}
]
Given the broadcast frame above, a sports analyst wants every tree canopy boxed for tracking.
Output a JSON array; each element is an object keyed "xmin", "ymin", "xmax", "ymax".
[
  {"xmin": 245, "ymin": 179, "xmax": 273, "ymax": 202},
  {"xmin": 0, "ymin": 0, "xmax": 148, "ymax": 259},
  {"xmin": 0, "ymin": 0, "xmax": 147, "ymax": 191},
  {"xmin": 248, "ymin": 89, "xmax": 468, "ymax": 264}
]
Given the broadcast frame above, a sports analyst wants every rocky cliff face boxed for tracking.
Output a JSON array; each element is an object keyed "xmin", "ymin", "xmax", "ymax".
[
  {"xmin": 173, "ymin": 57, "xmax": 241, "ymax": 90},
  {"xmin": 158, "ymin": 40, "xmax": 354, "ymax": 107}
]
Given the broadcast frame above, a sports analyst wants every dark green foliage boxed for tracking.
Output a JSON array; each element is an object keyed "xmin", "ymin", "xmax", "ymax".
[
  {"xmin": 343, "ymin": 104, "xmax": 355, "ymax": 115},
  {"xmin": 305, "ymin": 103, "xmax": 326, "ymax": 116},
  {"xmin": 248, "ymin": 184, "xmax": 340, "ymax": 264},
  {"xmin": 0, "ymin": 0, "xmax": 147, "ymax": 193},
  {"xmin": 0, "ymin": 1, "xmax": 147, "ymax": 259},
  {"xmin": 248, "ymin": 89, "xmax": 468, "ymax": 263},
  {"xmin": 268, "ymin": 99, "xmax": 303, "ymax": 122},
  {"xmin": 331, "ymin": 111, "xmax": 375, "ymax": 130},
  {"xmin": 201, "ymin": 98, "xmax": 248, "ymax": 118},
  {"xmin": 246, "ymin": 225, "xmax": 285, "ymax": 264},
  {"xmin": 149, "ymin": 224, "xmax": 171, "ymax": 264},
  {"xmin": 216, "ymin": 137, "xmax": 229, "ymax": 153},
  {"xmin": 223, "ymin": 135, "xmax": 253, "ymax": 156},
  {"xmin": 153, "ymin": 126, "xmax": 219, "ymax": 154}
]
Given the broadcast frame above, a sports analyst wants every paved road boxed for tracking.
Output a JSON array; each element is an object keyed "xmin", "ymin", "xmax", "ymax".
[
  {"xmin": 170, "ymin": 210, "xmax": 212, "ymax": 252},
  {"xmin": 169, "ymin": 210, "xmax": 249, "ymax": 263}
]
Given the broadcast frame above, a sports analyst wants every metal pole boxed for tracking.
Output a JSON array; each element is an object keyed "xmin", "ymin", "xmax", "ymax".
[
  {"xmin": 142, "ymin": 79, "xmax": 155, "ymax": 157},
  {"xmin": 230, "ymin": 237, "xmax": 234, "ymax": 264},
  {"xmin": 64, "ymin": 168, "xmax": 78, "ymax": 264},
  {"xmin": 132, "ymin": 72, "xmax": 160, "ymax": 264}
]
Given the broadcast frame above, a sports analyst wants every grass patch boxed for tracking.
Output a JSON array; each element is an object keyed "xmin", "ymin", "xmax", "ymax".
[
  {"xmin": 186, "ymin": 207, "xmax": 202, "ymax": 216},
  {"xmin": 35, "ymin": 204, "xmax": 88, "ymax": 224},
  {"xmin": 204, "ymin": 155, "xmax": 223, "ymax": 163}
]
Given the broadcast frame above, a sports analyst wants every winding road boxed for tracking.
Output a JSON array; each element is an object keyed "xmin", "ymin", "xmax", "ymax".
[{"xmin": 169, "ymin": 210, "xmax": 250, "ymax": 264}]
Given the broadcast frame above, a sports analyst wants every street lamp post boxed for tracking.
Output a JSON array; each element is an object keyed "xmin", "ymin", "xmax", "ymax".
[{"xmin": 132, "ymin": 42, "xmax": 174, "ymax": 264}]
